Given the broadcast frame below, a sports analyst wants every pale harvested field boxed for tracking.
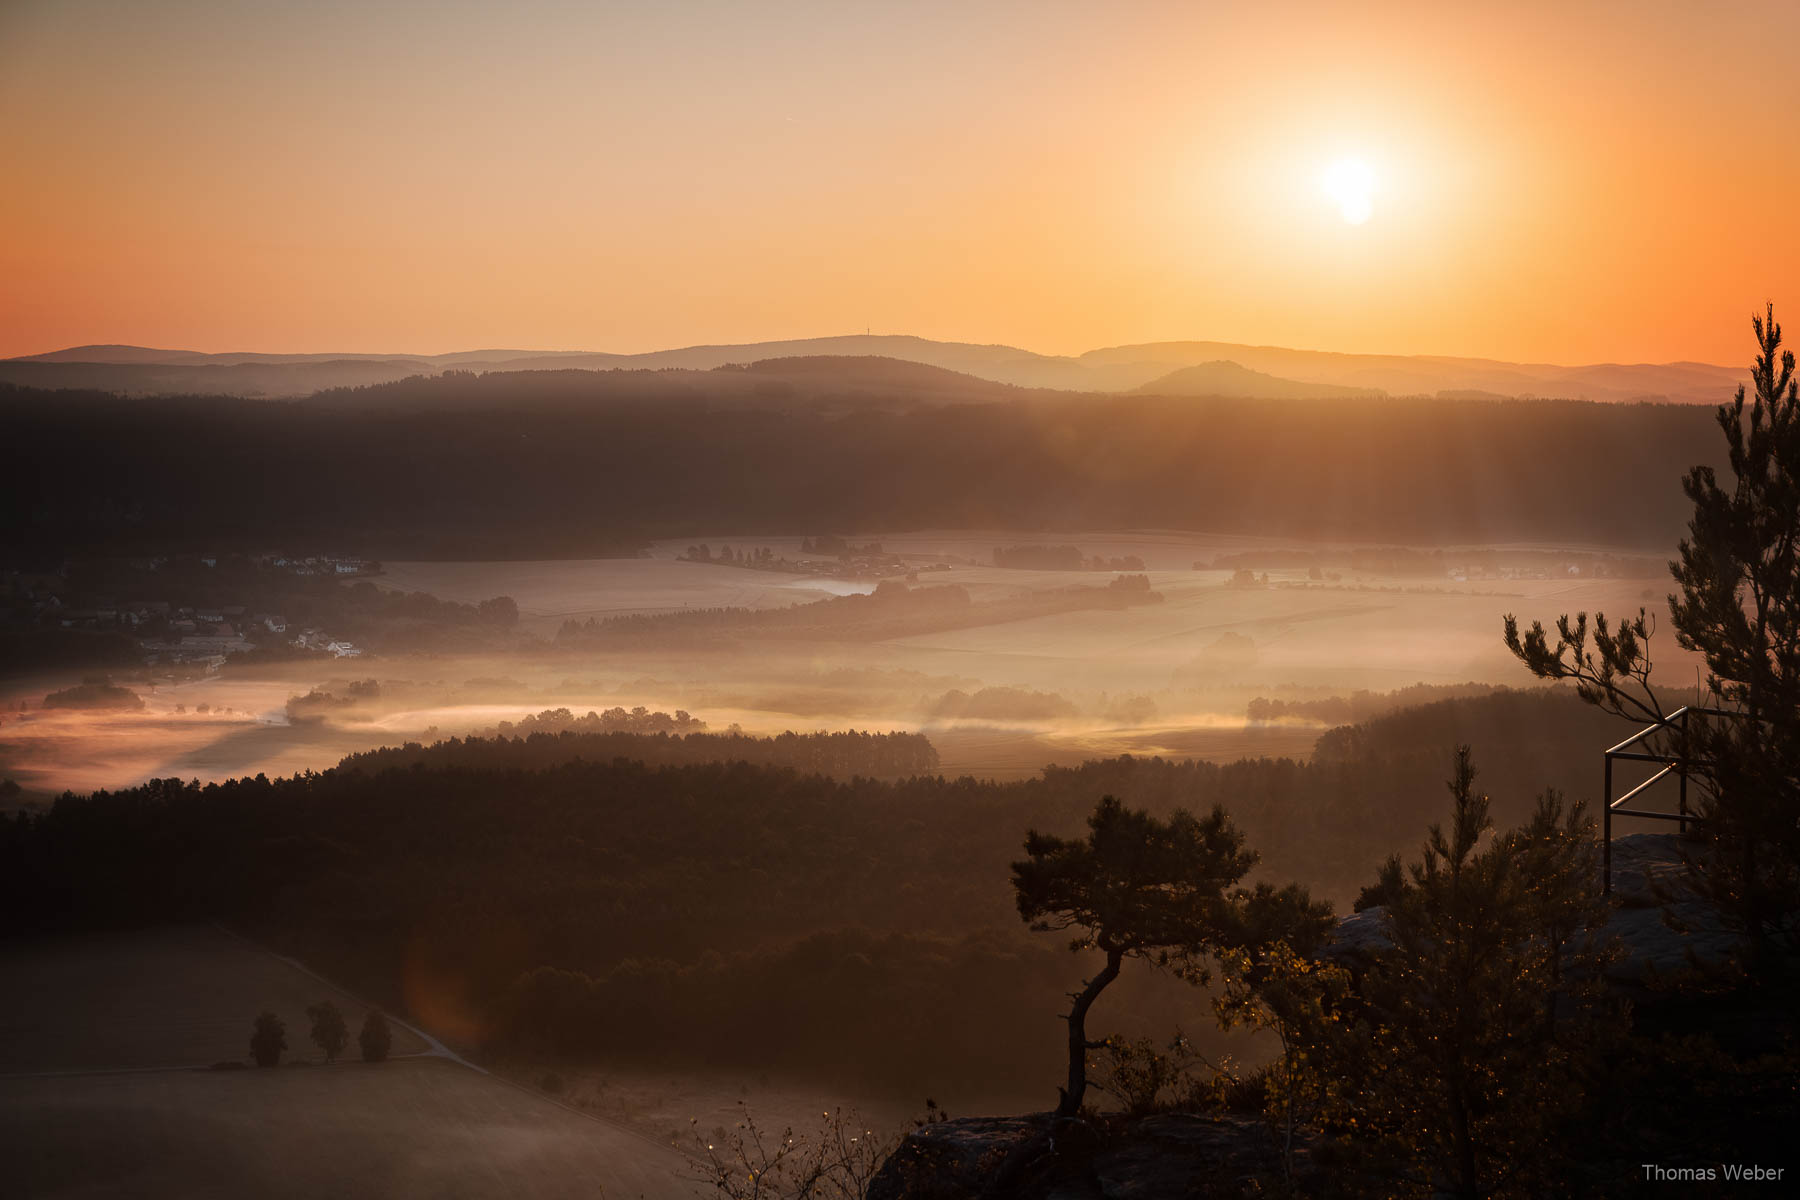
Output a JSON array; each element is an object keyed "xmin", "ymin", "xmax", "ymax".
[
  {"xmin": 374, "ymin": 558, "xmax": 863, "ymax": 635},
  {"xmin": 0, "ymin": 1057, "xmax": 699, "ymax": 1200},
  {"xmin": 884, "ymin": 571, "xmax": 1674, "ymax": 690},
  {"xmin": 0, "ymin": 925, "xmax": 699, "ymax": 1199}
]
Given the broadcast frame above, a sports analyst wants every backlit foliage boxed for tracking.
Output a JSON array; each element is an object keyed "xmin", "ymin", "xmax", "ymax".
[{"xmin": 1303, "ymin": 750, "xmax": 1618, "ymax": 1197}]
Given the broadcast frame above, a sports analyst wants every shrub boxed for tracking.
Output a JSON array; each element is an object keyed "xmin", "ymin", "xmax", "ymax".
[
  {"xmin": 306, "ymin": 1000, "xmax": 347, "ymax": 1063},
  {"xmin": 358, "ymin": 1009, "xmax": 392, "ymax": 1063},
  {"xmin": 250, "ymin": 1011, "xmax": 286, "ymax": 1067}
]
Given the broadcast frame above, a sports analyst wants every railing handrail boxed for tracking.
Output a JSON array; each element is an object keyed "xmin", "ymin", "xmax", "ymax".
[
  {"xmin": 1602, "ymin": 705, "xmax": 1741, "ymax": 756},
  {"xmin": 1600, "ymin": 705, "xmax": 1746, "ymax": 895}
]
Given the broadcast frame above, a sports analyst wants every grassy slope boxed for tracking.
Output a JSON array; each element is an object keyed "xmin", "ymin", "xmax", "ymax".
[
  {"xmin": 0, "ymin": 925, "xmax": 428, "ymax": 1073},
  {"xmin": 0, "ymin": 925, "xmax": 698, "ymax": 1200}
]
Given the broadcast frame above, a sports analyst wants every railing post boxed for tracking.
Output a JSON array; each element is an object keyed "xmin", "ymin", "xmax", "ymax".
[
  {"xmin": 1603, "ymin": 751, "xmax": 1613, "ymax": 896},
  {"xmin": 1678, "ymin": 708, "xmax": 1689, "ymax": 835}
]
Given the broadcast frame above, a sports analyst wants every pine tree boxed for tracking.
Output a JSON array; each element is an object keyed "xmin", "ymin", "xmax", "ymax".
[
  {"xmin": 1668, "ymin": 305, "xmax": 1800, "ymax": 971},
  {"xmin": 1503, "ymin": 304, "xmax": 1800, "ymax": 975},
  {"xmin": 1326, "ymin": 750, "xmax": 1618, "ymax": 1198},
  {"xmin": 1012, "ymin": 796, "xmax": 1329, "ymax": 1116}
]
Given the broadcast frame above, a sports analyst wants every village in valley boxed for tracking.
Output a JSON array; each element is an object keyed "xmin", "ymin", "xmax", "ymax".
[{"xmin": 3, "ymin": 553, "xmax": 381, "ymax": 672}]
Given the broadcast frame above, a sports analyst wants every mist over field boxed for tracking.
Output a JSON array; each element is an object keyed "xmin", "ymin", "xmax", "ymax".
[{"xmin": 0, "ymin": 530, "xmax": 1693, "ymax": 799}]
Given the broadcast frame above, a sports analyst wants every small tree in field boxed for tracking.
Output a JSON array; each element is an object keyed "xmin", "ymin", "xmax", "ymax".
[
  {"xmin": 1504, "ymin": 304, "xmax": 1800, "ymax": 974},
  {"xmin": 359, "ymin": 1009, "xmax": 392, "ymax": 1063},
  {"xmin": 307, "ymin": 1000, "xmax": 348, "ymax": 1063},
  {"xmin": 250, "ymin": 1011, "xmax": 286, "ymax": 1067},
  {"xmin": 1012, "ymin": 795, "xmax": 1328, "ymax": 1117}
]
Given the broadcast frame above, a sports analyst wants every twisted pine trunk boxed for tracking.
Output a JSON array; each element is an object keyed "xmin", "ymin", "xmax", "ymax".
[{"xmin": 1060, "ymin": 946, "xmax": 1123, "ymax": 1117}]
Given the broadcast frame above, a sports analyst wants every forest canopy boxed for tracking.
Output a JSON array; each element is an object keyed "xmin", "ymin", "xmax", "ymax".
[{"xmin": 0, "ymin": 384, "xmax": 1718, "ymax": 558}]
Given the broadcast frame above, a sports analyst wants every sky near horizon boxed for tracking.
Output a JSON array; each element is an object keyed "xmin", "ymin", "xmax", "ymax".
[{"xmin": 3, "ymin": 0, "xmax": 1797, "ymax": 365}]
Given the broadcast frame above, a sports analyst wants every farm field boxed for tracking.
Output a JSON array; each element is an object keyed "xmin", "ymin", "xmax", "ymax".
[
  {"xmin": 0, "ymin": 925, "xmax": 700, "ymax": 1200},
  {"xmin": 0, "ymin": 925, "xmax": 426, "ymax": 1074},
  {"xmin": 494, "ymin": 1059, "xmax": 937, "ymax": 1164},
  {"xmin": 1, "ymin": 1058, "xmax": 699, "ymax": 1200},
  {"xmin": 373, "ymin": 556, "xmax": 876, "ymax": 635}
]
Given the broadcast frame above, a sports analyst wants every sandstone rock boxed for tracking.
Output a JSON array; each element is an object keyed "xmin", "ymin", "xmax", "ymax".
[
  {"xmin": 866, "ymin": 1114, "xmax": 1048, "ymax": 1200},
  {"xmin": 867, "ymin": 1111, "xmax": 1297, "ymax": 1200},
  {"xmin": 1599, "ymin": 833, "xmax": 1744, "ymax": 981},
  {"xmin": 1319, "ymin": 833, "xmax": 1745, "ymax": 984}
]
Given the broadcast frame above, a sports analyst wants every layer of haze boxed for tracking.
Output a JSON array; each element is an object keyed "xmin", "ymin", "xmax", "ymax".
[
  {"xmin": 4, "ymin": 0, "xmax": 1798, "ymax": 364},
  {"xmin": 0, "ymin": 533, "xmax": 1701, "ymax": 799}
]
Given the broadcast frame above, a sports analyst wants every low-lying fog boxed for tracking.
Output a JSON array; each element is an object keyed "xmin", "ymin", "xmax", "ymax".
[{"xmin": 0, "ymin": 531, "xmax": 1699, "ymax": 800}]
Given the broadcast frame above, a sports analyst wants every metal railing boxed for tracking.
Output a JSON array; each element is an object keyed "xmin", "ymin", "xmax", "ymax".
[{"xmin": 1602, "ymin": 705, "xmax": 1738, "ymax": 893}]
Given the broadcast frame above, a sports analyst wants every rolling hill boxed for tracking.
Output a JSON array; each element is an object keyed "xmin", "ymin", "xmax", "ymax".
[
  {"xmin": 2, "ymin": 335, "xmax": 1748, "ymax": 404},
  {"xmin": 1132, "ymin": 360, "xmax": 1384, "ymax": 399}
]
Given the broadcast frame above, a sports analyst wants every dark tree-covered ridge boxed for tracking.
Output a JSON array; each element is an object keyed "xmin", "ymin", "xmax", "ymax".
[
  {"xmin": 337, "ymin": 727, "xmax": 940, "ymax": 778},
  {"xmin": 2, "ymin": 385, "xmax": 1719, "ymax": 558}
]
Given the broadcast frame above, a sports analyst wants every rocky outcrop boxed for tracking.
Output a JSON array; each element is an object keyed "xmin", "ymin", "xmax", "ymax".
[
  {"xmin": 1320, "ymin": 833, "xmax": 1744, "ymax": 982},
  {"xmin": 867, "ymin": 1115, "xmax": 1043, "ymax": 1200},
  {"xmin": 867, "ymin": 1111, "xmax": 1304, "ymax": 1200},
  {"xmin": 1600, "ymin": 833, "xmax": 1742, "ymax": 981},
  {"xmin": 874, "ymin": 836, "xmax": 1760, "ymax": 1199}
]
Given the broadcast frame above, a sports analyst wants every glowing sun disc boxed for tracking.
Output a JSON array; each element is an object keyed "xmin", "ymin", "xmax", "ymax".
[{"xmin": 1322, "ymin": 157, "xmax": 1376, "ymax": 225}]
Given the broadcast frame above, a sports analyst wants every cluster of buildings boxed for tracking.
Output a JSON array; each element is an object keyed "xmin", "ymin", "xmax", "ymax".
[
  {"xmin": 128, "ymin": 608, "xmax": 359, "ymax": 668},
  {"xmin": 1446, "ymin": 563, "xmax": 1589, "ymax": 583},
  {"xmin": 132, "ymin": 608, "xmax": 362, "ymax": 669},
  {"xmin": 254, "ymin": 554, "xmax": 380, "ymax": 577},
  {"xmin": 290, "ymin": 628, "xmax": 362, "ymax": 657},
  {"xmin": 680, "ymin": 543, "xmax": 943, "ymax": 582},
  {"xmin": 91, "ymin": 553, "xmax": 380, "ymax": 577},
  {"xmin": 4, "ymin": 558, "xmax": 368, "ymax": 672}
]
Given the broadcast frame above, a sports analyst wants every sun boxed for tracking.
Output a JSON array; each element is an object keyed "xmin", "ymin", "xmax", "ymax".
[{"xmin": 1321, "ymin": 157, "xmax": 1377, "ymax": 225}]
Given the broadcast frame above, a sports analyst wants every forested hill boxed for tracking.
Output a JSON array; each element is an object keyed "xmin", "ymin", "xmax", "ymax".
[
  {"xmin": 302, "ymin": 356, "xmax": 1036, "ymax": 413},
  {"xmin": 4, "ymin": 337, "xmax": 1744, "ymax": 402},
  {"xmin": 0, "ymin": 687, "xmax": 1631, "ymax": 1089},
  {"xmin": 2, "ymin": 385, "xmax": 1718, "ymax": 558},
  {"xmin": 337, "ymin": 727, "xmax": 939, "ymax": 777}
]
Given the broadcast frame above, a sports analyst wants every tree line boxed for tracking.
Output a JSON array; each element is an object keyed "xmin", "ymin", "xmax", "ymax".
[
  {"xmin": 1, "ymin": 385, "xmax": 1721, "ymax": 559},
  {"xmin": 991, "ymin": 545, "xmax": 1148, "ymax": 571},
  {"xmin": 246, "ymin": 1001, "xmax": 391, "ymax": 1067},
  {"xmin": 338, "ymin": 727, "xmax": 940, "ymax": 779}
]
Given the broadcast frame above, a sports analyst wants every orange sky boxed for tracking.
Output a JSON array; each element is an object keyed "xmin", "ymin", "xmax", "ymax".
[{"xmin": 3, "ymin": 0, "xmax": 1797, "ymax": 364}]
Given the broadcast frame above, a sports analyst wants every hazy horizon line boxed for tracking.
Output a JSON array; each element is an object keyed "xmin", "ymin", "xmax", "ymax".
[{"xmin": 5, "ymin": 331, "xmax": 1744, "ymax": 373}]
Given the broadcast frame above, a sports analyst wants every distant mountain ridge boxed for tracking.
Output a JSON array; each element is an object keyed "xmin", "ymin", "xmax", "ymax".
[
  {"xmin": 3, "ymin": 335, "xmax": 1746, "ymax": 404},
  {"xmin": 1132, "ymin": 360, "xmax": 1383, "ymax": 400}
]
